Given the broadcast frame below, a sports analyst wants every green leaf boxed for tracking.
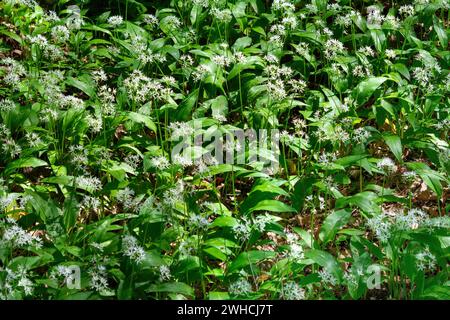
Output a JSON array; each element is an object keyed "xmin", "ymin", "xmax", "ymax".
[
  {"xmin": 176, "ymin": 89, "xmax": 199, "ymax": 121},
  {"xmin": 228, "ymin": 251, "xmax": 276, "ymax": 273},
  {"xmin": 319, "ymin": 209, "xmax": 352, "ymax": 244},
  {"xmin": 370, "ymin": 29, "xmax": 386, "ymax": 52},
  {"xmin": 42, "ymin": 176, "xmax": 75, "ymax": 186},
  {"xmin": 305, "ymin": 249, "xmax": 342, "ymax": 280},
  {"xmin": 127, "ymin": 112, "xmax": 157, "ymax": 132},
  {"xmin": 4, "ymin": 157, "xmax": 47, "ymax": 176},
  {"xmin": 336, "ymin": 191, "xmax": 380, "ymax": 215},
  {"xmin": 406, "ymin": 162, "xmax": 444, "ymax": 198},
  {"xmin": 146, "ymin": 282, "xmax": 194, "ymax": 298},
  {"xmin": 383, "ymin": 133, "xmax": 402, "ymax": 161},
  {"xmin": 232, "ymin": 36, "xmax": 252, "ymax": 51},
  {"xmin": 210, "ymin": 95, "xmax": 228, "ymax": 119},
  {"xmin": 247, "ymin": 200, "xmax": 296, "ymax": 214},
  {"xmin": 63, "ymin": 197, "xmax": 79, "ymax": 231},
  {"xmin": 353, "ymin": 77, "xmax": 388, "ymax": 105},
  {"xmin": 433, "ymin": 16, "xmax": 448, "ymax": 49},
  {"xmin": 66, "ymin": 76, "xmax": 95, "ymax": 97}
]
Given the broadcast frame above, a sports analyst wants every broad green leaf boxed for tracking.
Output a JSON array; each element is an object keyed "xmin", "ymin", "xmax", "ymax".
[
  {"xmin": 127, "ymin": 112, "xmax": 157, "ymax": 132},
  {"xmin": 247, "ymin": 200, "xmax": 296, "ymax": 214},
  {"xmin": 305, "ymin": 249, "xmax": 342, "ymax": 280},
  {"xmin": 5, "ymin": 157, "xmax": 47, "ymax": 176},
  {"xmin": 228, "ymin": 251, "xmax": 276, "ymax": 273},
  {"xmin": 353, "ymin": 77, "xmax": 388, "ymax": 105},
  {"xmin": 319, "ymin": 209, "xmax": 352, "ymax": 244},
  {"xmin": 146, "ymin": 282, "xmax": 195, "ymax": 297},
  {"xmin": 66, "ymin": 76, "xmax": 95, "ymax": 97},
  {"xmin": 383, "ymin": 133, "xmax": 402, "ymax": 161},
  {"xmin": 433, "ymin": 16, "xmax": 448, "ymax": 49}
]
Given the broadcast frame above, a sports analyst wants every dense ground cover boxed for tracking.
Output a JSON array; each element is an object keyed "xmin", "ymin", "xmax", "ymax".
[{"xmin": 0, "ymin": 0, "xmax": 449, "ymax": 300}]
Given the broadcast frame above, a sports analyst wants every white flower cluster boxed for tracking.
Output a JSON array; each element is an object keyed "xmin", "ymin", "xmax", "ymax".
[
  {"xmin": 211, "ymin": 7, "xmax": 232, "ymax": 23},
  {"xmin": 353, "ymin": 127, "xmax": 371, "ymax": 144},
  {"xmin": 159, "ymin": 265, "xmax": 172, "ymax": 282},
  {"xmin": 232, "ymin": 217, "xmax": 252, "ymax": 241},
  {"xmin": 122, "ymin": 235, "xmax": 146, "ymax": 263},
  {"xmin": 376, "ymin": 157, "xmax": 397, "ymax": 174},
  {"xmin": 415, "ymin": 247, "xmax": 437, "ymax": 271},
  {"xmin": 318, "ymin": 268, "xmax": 338, "ymax": 286},
  {"xmin": 367, "ymin": 208, "xmax": 434, "ymax": 242},
  {"xmin": 0, "ymin": 266, "xmax": 34, "ymax": 299},
  {"xmin": 229, "ymin": 278, "xmax": 253, "ymax": 296},
  {"xmin": 116, "ymin": 187, "xmax": 141, "ymax": 212},
  {"xmin": 189, "ymin": 214, "xmax": 210, "ymax": 229},
  {"xmin": 324, "ymin": 39, "xmax": 346, "ymax": 59},
  {"xmin": 0, "ymin": 98, "xmax": 15, "ymax": 112},
  {"xmin": 123, "ymin": 70, "xmax": 172, "ymax": 104},
  {"xmin": 89, "ymin": 265, "xmax": 109, "ymax": 292},
  {"xmin": 107, "ymin": 15, "xmax": 123, "ymax": 26},
  {"xmin": 51, "ymin": 25, "xmax": 70, "ymax": 43},
  {"xmin": 281, "ymin": 281, "xmax": 305, "ymax": 300},
  {"xmin": 0, "ymin": 58, "xmax": 27, "ymax": 86},
  {"xmin": 162, "ymin": 180, "xmax": 185, "ymax": 207},
  {"xmin": 75, "ymin": 175, "xmax": 102, "ymax": 192},
  {"xmin": 0, "ymin": 217, "xmax": 42, "ymax": 249},
  {"xmin": 169, "ymin": 121, "xmax": 195, "ymax": 140}
]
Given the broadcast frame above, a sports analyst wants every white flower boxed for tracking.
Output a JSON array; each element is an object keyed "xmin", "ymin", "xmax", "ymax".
[
  {"xmin": 189, "ymin": 214, "xmax": 210, "ymax": 229},
  {"xmin": 44, "ymin": 10, "xmax": 60, "ymax": 22},
  {"xmin": 352, "ymin": 65, "xmax": 367, "ymax": 78},
  {"xmin": 150, "ymin": 156, "xmax": 170, "ymax": 170},
  {"xmin": 353, "ymin": 127, "xmax": 370, "ymax": 144},
  {"xmin": 367, "ymin": 6, "xmax": 384, "ymax": 26},
  {"xmin": 89, "ymin": 265, "xmax": 109, "ymax": 292},
  {"xmin": 108, "ymin": 15, "xmax": 123, "ymax": 26},
  {"xmin": 358, "ymin": 46, "xmax": 376, "ymax": 57},
  {"xmin": 0, "ymin": 99, "xmax": 15, "ymax": 112},
  {"xmin": 324, "ymin": 39, "xmax": 345, "ymax": 59},
  {"xmin": 144, "ymin": 14, "xmax": 158, "ymax": 26},
  {"xmin": 402, "ymin": 171, "xmax": 418, "ymax": 182},
  {"xmin": 254, "ymin": 215, "xmax": 272, "ymax": 232},
  {"xmin": 367, "ymin": 212, "xmax": 392, "ymax": 242},
  {"xmin": 399, "ymin": 5, "xmax": 415, "ymax": 16},
  {"xmin": 122, "ymin": 235, "xmax": 146, "ymax": 263},
  {"xmin": 169, "ymin": 121, "xmax": 195, "ymax": 140},
  {"xmin": 290, "ymin": 243, "xmax": 304, "ymax": 260},
  {"xmin": 285, "ymin": 231, "xmax": 299, "ymax": 244},
  {"xmin": 75, "ymin": 175, "xmax": 102, "ymax": 192},
  {"xmin": 272, "ymin": 0, "xmax": 295, "ymax": 12},
  {"xmin": 232, "ymin": 218, "xmax": 251, "ymax": 241},
  {"xmin": 28, "ymin": 34, "xmax": 48, "ymax": 47},
  {"xmin": 211, "ymin": 7, "xmax": 233, "ymax": 23},
  {"xmin": 159, "ymin": 265, "xmax": 172, "ymax": 281},
  {"xmin": 173, "ymin": 154, "xmax": 194, "ymax": 167},
  {"xmin": 1, "ymin": 218, "xmax": 42, "ymax": 249},
  {"xmin": 377, "ymin": 157, "xmax": 397, "ymax": 174},
  {"xmin": 116, "ymin": 187, "xmax": 136, "ymax": 210},
  {"xmin": 385, "ymin": 49, "xmax": 396, "ymax": 60},
  {"xmin": 164, "ymin": 16, "xmax": 182, "ymax": 29},
  {"xmin": 412, "ymin": 67, "xmax": 432, "ymax": 87},
  {"xmin": 281, "ymin": 282, "xmax": 305, "ymax": 300},
  {"xmin": 396, "ymin": 208, "xmax": 428, "ymax": 230},
  {"xmin": 60, "ymin": 95, "xmax": 84, "ymax": 111},
  {"xmin": 318, "ymin": 269, "xmax": 338, "ymax": 286},
  {"xmin": 51, "ymin": 25, "xmax": 70, "ymax": 43},
  {"xmin": 415, "ymin": 247, "xmax": 436, "ymax": 271},
  {"xmin": 66, "ymin": 15, "xmax": 84, "ymax": 30},
  {"xmin": 229, "ymin": 279, "xmax": 253, "ymax": 296},
  {"xmin": 211, "ymin": 54, "xmax": 232, "ymax": 67}
]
